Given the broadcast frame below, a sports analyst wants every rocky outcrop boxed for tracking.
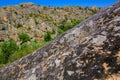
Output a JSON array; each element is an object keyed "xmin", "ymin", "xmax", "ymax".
[
  {"xmin": 0, "ymin": 3, "xmax": 99, "ymax": 42},
  {"xmin": 0, "ymin": 1, "xmax": 120, "ymax": 80}
]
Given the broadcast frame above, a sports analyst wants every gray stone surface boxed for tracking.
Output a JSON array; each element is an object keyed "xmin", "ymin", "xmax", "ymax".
[{"xmin": 0, "ymin": 1, "xmax": 120, "ymax": 80}]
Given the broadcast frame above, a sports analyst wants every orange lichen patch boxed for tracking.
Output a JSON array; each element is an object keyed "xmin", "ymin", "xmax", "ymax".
[
  {"xmin": 106, "ymin": 51, "xmax": 111, "ymax": 54},
  {"xmin": 9, "ymin": 65, "xmax": 15, "ymax": 74},
  {"xmin": 102, "ymin": 63, "xmax": 110, "ymax": 73},
  {"xmin": 93, "ymin": 46, "xmax": 101, "ymax": 52},
  {"xmin": 115, "ymin": 51, "xmax": 120, "ymax": 64},
  {"xmin": 93, "ymin": 46, "xmax": 103, "ymax": 53},
  {"xmin": 97, "ymin": 24, "xmax": 103, "ymax": 28},
  {"xmin": 18, "ymin": 64, "xmax": 27, "ymax": 70},
  {"xmin": 99, "ymin": 18, "xmax": 104, "ymax": 22},
  {"xmin": 60, "ymin": 56, "xmax": 66, "ymax": 63},
  {"xmin": 42, "ymin": 66, "xmax": 47, "ymax": 72},
  {"xmin": 47, "ymin": 55, "xmax": 54, "ymax": 60},
  {"xmin": 106, "ymin": 74, "xmax": 120, "ymax": 80},
  {"xmin": 76, "ymin": 70, "xmax": 84, "ymax": 74},
  {"xmin": 106, "ymin": 24, "xmax": 114, "ymax": 31},
  {"xmin": 116, "ymin": 51, "xmax": 120, "ymax": 57}
]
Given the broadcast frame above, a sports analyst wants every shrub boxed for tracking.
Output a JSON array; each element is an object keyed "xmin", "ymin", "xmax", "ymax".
[
  {"xmin": 16, "ymin": 23, "xmax": 23, "ymax": 28},
  {"xmin": 51, "ymin": 29, "xmax": 56, "ymax": 34},
  {"xmin": 19, "ymin": 33, "xmax": 30, "ymax": 43},
  {"xmin": 35, "ymin": 19, "xmax": 39, "ymax": 25},
  {"xmin": 8, "ymin": 41, "xmax": 49, "ymax": 63},
  {"xmin": 58, "ymin": 19, "xmax": 83, "ymax": 33},
  {"xmin": 58, "ymin": 29, "xmax": 63, "ymax": 34},
  {"xmin": 89, "ymin": 8, "xmax": 97, "ymax": 15},
  {"xmin": 79, "ymin": 6, "xmax": 82, "ymax": 9},
  {"xmin": 0, "ymin": 52, "xmax": 5, "ymax": 64},
  {"xmin": 14, "ymin": 11, "xmax": 18, "ymax": 15},
  {"xmin": 0, "ymin": 40, "xmax": 18, "ymax": 63},
  {"xmin": 44, "ymin": 31, "xmax": 52, "ymax": 41},
  {"xmin": 59, "ymin": 24, "xmax": 65, "ymax": 30},
  {"xmin": 27, "ymin": 27, "xmax": 31, "ymax": 30},
  {"xmin": 20, "ymin": 43, "xmax": 28, "ymax": 50}
]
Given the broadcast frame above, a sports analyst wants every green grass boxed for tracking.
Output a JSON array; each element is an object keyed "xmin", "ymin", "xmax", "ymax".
[
  {"xmin": 0, "ymin": 40, "xmax": 51, "ymax": 65},
  {"xmin": 19, "ymin": 33, "xmax": 30, "ymax": 43},
  {"xmin": 8, "ymin": 41, "xmax": 51, "ymax": 63},
  {"xmin": 0, "ymin": 40, "xmax": 19, "ymax": 64}
]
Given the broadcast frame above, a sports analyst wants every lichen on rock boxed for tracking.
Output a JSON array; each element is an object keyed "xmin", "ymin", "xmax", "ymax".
[{"xmin": 0, "ymin": 1, "xmax": 120, "ymax": 80}]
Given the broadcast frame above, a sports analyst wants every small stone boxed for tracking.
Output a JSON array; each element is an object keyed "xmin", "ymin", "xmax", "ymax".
[
  {"xmin": 67, "ymin": 71, "xmax": 74, "ymax": 76},
  {"xmin": 32, "ymin": 68, "xmax": 36, "ymax": 73},
  {"xmin": 28, "ymin": 74, "xmax": 36, "ymax": 80},
  {"xmin": 92, "ymin": 35, "xmax": 106, "ymax": 45},
  {"xmin": 62, "ymin": 52, "xmax": 69, "ymax": 56},
  {"xmin": 55, "ymin": 59, "xmax": 61, "ymax": 67},
  {"xmin": 43, "ymin": 52, "xmax": 48, "ymax": 57}
]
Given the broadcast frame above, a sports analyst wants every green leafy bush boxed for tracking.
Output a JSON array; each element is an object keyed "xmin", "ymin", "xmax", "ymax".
[
  {"xmin": 19, "ymin": 33, "xmax": 30, "ymax": 43},
  {"xmin": 58, "ymin": 19, "xmax": 83, "ymax": 33},
  {"xmin": 0, "ymin": 40, "xmax": 18, "ymax": 63},
  {"xmin": 8, "ymin": 41, "xmax": 49, "ymax": 63},
  {"xmin": 58, "ymin": 29, "xmax": 64, "ymax": 34},
  {"xmin": 44, "ymin": 31, "xmax": 52, "ymax": 41},
  {"xmin": 59, "ymin": 24, "xmax": 65, "ymax": 30}
]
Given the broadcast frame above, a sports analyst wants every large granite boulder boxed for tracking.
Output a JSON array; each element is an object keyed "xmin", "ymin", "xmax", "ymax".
[{"xmin": 0, "ymin": 1, "xmax": 120, "ymax": 80}]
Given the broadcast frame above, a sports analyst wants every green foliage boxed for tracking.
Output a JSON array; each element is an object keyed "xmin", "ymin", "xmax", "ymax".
[
  {"xmin": 59, "ymin": 24, "xmax": 65, "ymax": 30},
  {"xmin": 58, "ymin": 19, "xmax": 83, "ymax": 33},
  {"xmin": 27, "ymin": 27, "xmax": 31, "ymax": 30},
  {"xmin": 44, "ymin": 31, "xmax": 52, "ymax": 41},
  {"xmin": 89, "ymin": 9, "xmax": 97, "ymax": 14},
  {"xmin": 8, "ymin": 41, "xmax": 50, "ymax": 63},
  {"xmin": 14, "ymin": 11, "xmax": 18, "ymax": 15},
  {"xmin": 20, "ymin": 43, "xmax": 28, "ymax": 50},
  {"xmin": 0, "ymin": 40, "xmax": 51, "ymax": 65},
  {"xmin": 35, "ymin": 19, "xmax": 39, "ymax": 25},
  {"xmin": 43, "ymin": 6, "xmax": 47, "ymax": 10},
  {"xmin": 79, "ymin": 6, "xmax": 82, "ymax": 9},
  {"xmin": 16, "ymin": 23, "xmax": 23, "ymax": 28},
  {"xmin": 58, "ymin": 29, "xmax": 64, "ymax": 34},
  {"xmin": 84, "ymin": 7, "xmax": 89, "ymax": 10},
  {"xmin": 29, "ymin": 13, "xmax": 34, "ymax": 17},
  {"xmin": 0, "ymin": 40, "xmax": 18, "ymax": 63},
  {"xmin": 19, "ymin": 33, "xmax": 30, "ymax": 43},
  {"xmin": 0, "ymin": 52, "xmax": 5, "ymax": 64},
  {"xmin": 51, "ymin": 29, "xmax": 56, "ymax": 34}
]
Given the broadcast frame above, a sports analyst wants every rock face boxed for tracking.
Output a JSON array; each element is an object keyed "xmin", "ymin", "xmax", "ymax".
[
  {"xmin": 0, "ymin": 1, "xmax": 120, "ymax": 80},
  {"xmin": 0, "ymin": 3, "xmax": 99, "ymax": 42}
]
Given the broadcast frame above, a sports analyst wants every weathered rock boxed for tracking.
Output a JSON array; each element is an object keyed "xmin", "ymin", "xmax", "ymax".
[
  {"xmin": 0, "ymin": 3, "xmax": 99, "ymax": 42},
  {"xmin": 0, "ymin": 1, "xmax": 120, "ymax": 80}
]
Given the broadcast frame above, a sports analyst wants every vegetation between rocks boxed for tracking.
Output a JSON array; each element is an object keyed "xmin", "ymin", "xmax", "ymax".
[
  {"xmin": 0, "ymin": 4, "xmax": 100, "ymax": 67},
  {"xmin": 0, "ymin": 19, "xmax": 83, "ymax": 66},
  {"xmin": 0, "ymin": 40, "xmax": 51, "ymax": 65}
]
